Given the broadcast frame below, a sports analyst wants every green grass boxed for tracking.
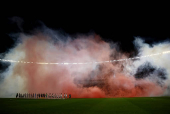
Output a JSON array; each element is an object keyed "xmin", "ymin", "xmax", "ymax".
[{"xmin": 0, "ymin": 97, "xmax": 170, "ymax": 114}]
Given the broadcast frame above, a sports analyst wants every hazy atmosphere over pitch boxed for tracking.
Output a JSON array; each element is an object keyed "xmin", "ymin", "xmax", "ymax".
[{"xmin": 0, "ymin": 14, "xmax": 170, "ymax": 98}]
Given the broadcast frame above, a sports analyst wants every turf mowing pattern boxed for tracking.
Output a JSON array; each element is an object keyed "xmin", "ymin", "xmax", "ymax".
[{"xmin": 0, "ymin": 97, "xmax": 170, "ymax": 114}]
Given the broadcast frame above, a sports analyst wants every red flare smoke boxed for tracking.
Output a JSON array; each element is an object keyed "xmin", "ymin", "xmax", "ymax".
[{"xmin": 12, "ymin": 34, "xmax": 165, "ymax": 98}]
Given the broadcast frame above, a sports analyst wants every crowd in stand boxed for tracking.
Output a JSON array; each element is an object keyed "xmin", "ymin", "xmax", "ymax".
[{"xmin": 16, "ymin": 93, "xmax": 71, "ymax": 99}]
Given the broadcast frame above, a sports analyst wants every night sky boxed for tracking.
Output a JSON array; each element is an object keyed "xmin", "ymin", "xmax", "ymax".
[
  {"xmin": 1, "ymin": 13, "xmax": 169, "ymax": 71},
  {"xmin": 1, "ymin": 13, "xmax": 170, "ymax": 53},
  {"xmin": 0, "ymin": 6, "xmax": 170, "ymax": 98}
]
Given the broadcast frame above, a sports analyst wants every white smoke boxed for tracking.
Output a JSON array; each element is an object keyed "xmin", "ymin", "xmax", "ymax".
[
  {"xmin": 0, "ymin": 40, "xmax": 26, "ymax": 97},
  {"xmin": 126, "ymin": 37, "xmax": 170, "ymax": 95},
  {"xmin": 0, "ymin": 26, "xmax": 170, "ymax": 98}
]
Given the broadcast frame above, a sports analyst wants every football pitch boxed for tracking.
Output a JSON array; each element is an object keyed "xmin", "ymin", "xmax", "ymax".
[{"xmin": 0, "ymin": 97, "xmax": 170, "ymax": 114}]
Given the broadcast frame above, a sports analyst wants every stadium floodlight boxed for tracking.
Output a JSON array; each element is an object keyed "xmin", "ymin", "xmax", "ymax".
[
  {"xmin": 0, "ymin": 50, "xmax": 169, "ymax": 65},
  {"xmin": 50, "ymin": 63, "xmax": 59, "ymax": 64},
  {"xmin": 49, "ymin": 63, "xmax": 55, "ymax": 64},
  {"xmin": 36, "ymin": 62, "xmax": 49, "ymax": 64},
  {"xmin": 95, "ymin": 61, "xmax": 102, "ymax": 63},
  {"xmin": 163, "ymin": 51, "xmax": 170, "ymax": 54}
]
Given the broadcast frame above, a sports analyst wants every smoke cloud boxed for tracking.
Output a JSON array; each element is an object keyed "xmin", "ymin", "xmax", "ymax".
[{"xmin": 0, "ymin": 26, "xmax": 170, "ymax": 98}]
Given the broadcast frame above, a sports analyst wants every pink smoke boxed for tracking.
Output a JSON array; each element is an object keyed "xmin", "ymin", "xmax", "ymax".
[
  {"xmin": 0, "ymin": 32, "xmax": 167, "ymax": 98},
  {"xmin": 10, "ymin": 33, "xmax": 163, "ymax": 98}
]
